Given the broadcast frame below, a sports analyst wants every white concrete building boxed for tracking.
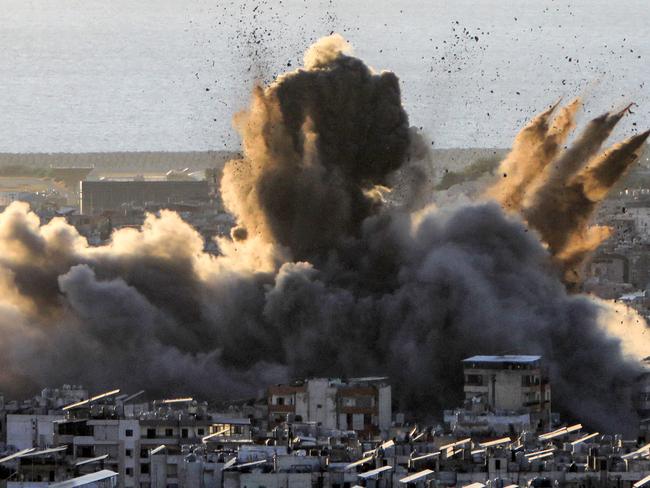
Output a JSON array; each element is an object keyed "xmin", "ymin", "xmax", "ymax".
[
  {"xmin": 267, "ymin": 377, "xmax": 392, "ymax": 435},
  {"xmin": 6, "ymin": 414, "xmax": 65, "ymax": 450}
]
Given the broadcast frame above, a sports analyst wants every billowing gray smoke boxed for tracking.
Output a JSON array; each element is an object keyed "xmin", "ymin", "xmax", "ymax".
[{"xmin": 0, "ymin": 35, "xmax": 647, "ymax": 435}]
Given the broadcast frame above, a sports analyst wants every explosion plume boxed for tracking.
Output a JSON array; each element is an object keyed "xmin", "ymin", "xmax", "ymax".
[
  {"xmin": 488, "ymin": 98, "xmax": 581, "ymax": 212},
  {"xmin": 0, "ymin": 35, "xmax": 647, "ymax": 435},
  {"xmin": 489, "ymin": 100, "xmax": 650, "ymax": 283},
  {"xmin": 222, "ymin": 33, "xmax": 410, "ymax": 263}
]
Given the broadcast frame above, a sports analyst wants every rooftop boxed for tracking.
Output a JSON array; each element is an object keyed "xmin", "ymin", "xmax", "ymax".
[{"xmin": 463, "ymin": 355, "xmax": 541, "ymax": 364}]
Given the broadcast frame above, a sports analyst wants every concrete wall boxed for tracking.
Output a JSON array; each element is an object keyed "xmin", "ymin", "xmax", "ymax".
[
  {"xmin": 295, "ymin": 391, "xmax": 309, "ymax": 422},
  {"xmin": 6, "ymin": 414, "xmax": 64, "ymax": 450},
  {"xmin": 378, "ymin": 386, "xmax": 392, "ymax": 431},
  {"xmin": 492, "ymin": 370, "xmax": 529, "ymax": 411},
  {"xmin": 80, "ymin": 180, "xmax": 209, "ymax": 214},
  {"xmin": 306, "ymin": 379, "xmax": 337, "ymax": 430},
  {"xmin": 240, "ymin": 471, "xmax": 313, "ymax": 488},
  {"xmin": 464, "ymin": 367, "xmax": 541, "ymax": 411}
]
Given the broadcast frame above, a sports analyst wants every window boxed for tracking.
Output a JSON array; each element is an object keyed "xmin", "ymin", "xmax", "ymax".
[
  {"xmin": 277, "ymin": 397, "xmax": 285, "ymax": 405},
  {"xmin": 317, "ymin": 404, "xmax": 322, "ymax": 409},
  {"xmin": 181, "ymin": 428, "xmax": 188, "ymax": 439},
  {"xmin": 147, "ymin": 428, "xmax": 156, "ymax": 439},
  {"xmin": 363, "ymin": 414, "xmax": 372, "ymax": 426},
  {"xmin": 78, "ymin": 446, "xmax": 94, "ymax": 458},
  {"xmin": 465, "ymin": 374, "xmax": 483, "ymax": 386},
  {"xmin": 495, "ymin": 460, "xmax": 501, "ymax": 470},
  {"xmin": 197, "ymin": 428, "xmax": 205, "ymax": 436},
  {"xmin": 126, "ymin": 467, "xmax": 133, "ymax": 476},
  {"xmin": 125, "ymin": 429, "xmax": 133, "ymax": 437},
  {"xmin": 140, "ymin": 448, "xmax": 149, "ymax": 459},
  {"xmin": 522, "ymin": 375, "xmax": 539, "ymax": 386},
  {"xmin": 126, "ymin": 449, "xmax": 133, "ymax": 457},
  {"xmin": 141, "ymin": 464, "xmax": 150, "ymax": 474},
  {"xmin": 165, "ymin": 428, "xmax": 173, "ymax": 437}
]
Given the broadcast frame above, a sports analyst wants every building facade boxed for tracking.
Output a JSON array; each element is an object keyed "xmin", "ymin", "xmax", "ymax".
[
  {"xmin": 79, "ymin": 180, "xmax": 209, "ymax": 215},
  {"xmin": 267, "ymin": 378, "xmax": 391, "ymax": 436},
  {"xmin": 450, "ymin": 355, "xmax": 552, "ymax": 433}
]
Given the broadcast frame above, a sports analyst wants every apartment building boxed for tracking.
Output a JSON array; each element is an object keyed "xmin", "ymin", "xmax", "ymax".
[
  {"xmin": 462, "ymin": 355, "xmax": 551, "ymax": 414},
  {"xmin": 444, "ymin": 355, "xmax": 552, "ymax": 434},
  {"xmin": 267, "ymin": 377, "xmax": 391, "ymax": 435}
]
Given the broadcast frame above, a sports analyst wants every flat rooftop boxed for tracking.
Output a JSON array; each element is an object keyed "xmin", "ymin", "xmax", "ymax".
[{"xmin": 463, "ymin": 355, "xmax": 541, "ymax": 363}]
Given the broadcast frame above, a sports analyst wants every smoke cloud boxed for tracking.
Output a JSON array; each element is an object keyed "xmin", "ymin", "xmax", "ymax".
[
  {"xmin": 488, "ymin": 98, "xmax": 581, "ymax": 212},
  {"xmin": 489, "ymin": 100, "xmax": 649, "ymax": 284},
  {"xmin": 221, "ymin": 33, "xmax": 410, "ymax": 263},
  {"xmin": 0, "ymin": 35, "xmax": 647, "ymax": 435}
]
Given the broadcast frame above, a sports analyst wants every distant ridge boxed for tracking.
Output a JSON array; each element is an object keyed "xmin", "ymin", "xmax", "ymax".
[
  {"xmin": 0, "ymin": 146, "xmax": 643, "ymax": 173},
  {"xmin": 0, "ymin": 149, "xmax": 507, "ymax": 172},
  {"xmin": 0, "ymin": 151, "xmax": 240, "ymax": 171}
]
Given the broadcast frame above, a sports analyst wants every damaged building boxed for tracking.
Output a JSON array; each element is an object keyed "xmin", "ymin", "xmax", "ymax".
[{"xmin": 267, "ymin": 377, "xmax": 392, "ymax": 436}]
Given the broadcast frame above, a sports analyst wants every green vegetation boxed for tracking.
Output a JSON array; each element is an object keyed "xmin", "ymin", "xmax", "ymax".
[{"xmin": 0, "ymin": 165, "xmax": 52, "ymax": 178}]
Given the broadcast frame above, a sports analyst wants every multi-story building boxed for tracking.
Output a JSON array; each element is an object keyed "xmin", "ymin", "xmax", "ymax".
[
  {"xmin": 267, "ymin": 377, "xmax": 391, "ymax": 436},
  {"xmin": 6, "ymin": 414, "xmax": 65, "ymax": 451},
  {"xmin": 445, "ymin": 355, "xmax": 552, "ymax": 434},
  {"xmin": 638, "ymin": 358, "xmax": 650, "ymax": 442},
  {"xmin": 0, "ymin": 385, "xmax": 87, "ymax": 451},
  {"xmin": 79, "ymin": 180, "xmax": 210, "ymax": 215},
  {"xmin": 462, "ymin": 355, "xmax": 551, "ymax": 414},
  {"xmin": 4, "ymin": 375, "xmax": 650, "ymax": 488},
  {"xmin": 52, "ymin": 413, "xmax": 250, "ymax": 488}
]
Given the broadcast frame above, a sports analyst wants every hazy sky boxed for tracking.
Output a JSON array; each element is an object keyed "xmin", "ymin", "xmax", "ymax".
[{"xmin": 0, "ymin": 0, "xmax": 648, "ymax": 152}]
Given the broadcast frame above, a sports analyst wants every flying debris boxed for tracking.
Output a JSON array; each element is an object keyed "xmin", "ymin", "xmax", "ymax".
[
  {"xmin": 489, "ymin": 100, "xmax": 650, "ymax": 284},
  {"xmin": 0, "ymin": 34, "xmax": 646, "ymax": 436}
]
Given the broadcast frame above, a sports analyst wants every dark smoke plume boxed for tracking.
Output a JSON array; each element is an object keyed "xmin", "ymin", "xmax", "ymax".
[
  {"xmin": 0, "ymin": 35, "xmax": 647, "ymax": 435},
  {"xmin": 222, "ymin": 35, "xmax": 410, "ymax": 263}
]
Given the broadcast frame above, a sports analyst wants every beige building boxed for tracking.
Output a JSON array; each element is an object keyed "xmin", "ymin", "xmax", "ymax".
[
  {"xmin": 267, "ymin": 377, "xmax": 392, "ymax": 436},
  {"xmin": 462, "ymin": 355, "xmax": 551, "ymax": 430}
]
